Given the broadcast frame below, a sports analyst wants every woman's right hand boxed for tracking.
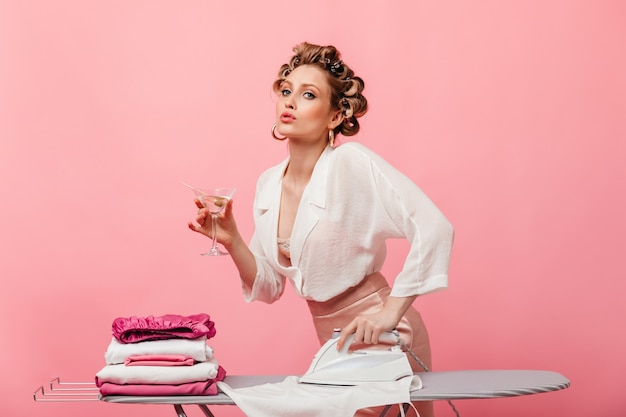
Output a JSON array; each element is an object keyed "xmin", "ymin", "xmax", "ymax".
[
  {"xmin": 187, "ymin": 198, "xmax": 239, "ymax": 248},
  {"xmin": 188, "ymin": 197, "xmax": 259, "ymax": 286}
]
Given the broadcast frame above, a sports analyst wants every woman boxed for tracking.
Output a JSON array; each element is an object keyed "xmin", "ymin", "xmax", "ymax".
[{"xmin": 188, "ymin": 42, "xmax": 454, "ymax": 417}]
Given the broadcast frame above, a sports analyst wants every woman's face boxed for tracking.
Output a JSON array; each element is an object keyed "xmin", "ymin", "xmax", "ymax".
[{"xmin": 275, "ymin": 64, "xmax": 342, "ymax": 143}]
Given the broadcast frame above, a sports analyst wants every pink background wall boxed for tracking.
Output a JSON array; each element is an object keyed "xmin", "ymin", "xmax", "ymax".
[{"xmin": 1, "ymin": 1, "xmax": 624, "ymax": 416}]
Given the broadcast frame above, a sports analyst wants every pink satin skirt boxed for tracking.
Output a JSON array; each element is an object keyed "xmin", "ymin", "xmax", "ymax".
[{"xmin": 307, "ymin": 272, "xmax": 434, "ymax": 417}]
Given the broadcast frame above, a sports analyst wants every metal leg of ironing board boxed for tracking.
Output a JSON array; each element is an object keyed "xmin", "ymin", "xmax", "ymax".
[
  {"xmin": 379, "ymin": 405, "xmax": 391, "ymax": 417},
  {"xmin": 172, "ymin": 404, "xmax": 216, "ymax": 417},
  {"xmin": 378, "ymin": 403, "xmax": 412, "ymax": 417},
  {"xmin": 173, "ymin": 404, "xmax": 188, "ymax": 417},
  {"xmin": 174, "ymin": 404, "xmax": 215, "ymax": 417},
  {"xmin": 197, "ymin": 404, "xmax": 216, "ymax": 417},
  {"xmin": 399, "ymin": 403, "xmax": 411, "ymax": 416}
]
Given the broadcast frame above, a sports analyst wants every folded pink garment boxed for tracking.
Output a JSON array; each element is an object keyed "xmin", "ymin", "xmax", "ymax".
[
  {"xmin": 125, "ymin": 354, "xmax": 195, "ymax": 367},
  {"xmin": 96, "ymin": 358, "xmax": 220, "ymax": 386},
  {"xmin": 112, "ymin": 313, "xmax": 216, "ymax": 344},
  {"xmin": 99, "ymin": 367, "xmax": 226, "ymax": 396}
]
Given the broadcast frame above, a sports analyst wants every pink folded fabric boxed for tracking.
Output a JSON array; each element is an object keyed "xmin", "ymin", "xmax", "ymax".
[
  {"xmin": 95, "ymin": 358, "xmax": 220, "ymax": 386},
  {"xmin": 112, "ymin": 313, "xmax": 216, "ymax": 344},
  {"xmin": 124, "ymin": 354, "xmax": 195, "ymax": 367},
  {"xmin": 99, "ymin": 366, "xmax": 227, "ymax": 396}
]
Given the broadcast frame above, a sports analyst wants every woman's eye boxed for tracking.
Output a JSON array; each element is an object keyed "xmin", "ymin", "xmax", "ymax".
[
  {"xmin": 281, "ymin": 89, "xmax": 292, "ymax": 96},
  {"xmin": 303, "ymin": 92, "xmax": 316, "ymax": 99}
]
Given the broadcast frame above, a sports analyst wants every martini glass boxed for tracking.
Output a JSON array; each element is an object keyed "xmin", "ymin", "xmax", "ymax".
[{"xmin": 181, "ymin": 182, "xmax": 236, "ymax": 256}]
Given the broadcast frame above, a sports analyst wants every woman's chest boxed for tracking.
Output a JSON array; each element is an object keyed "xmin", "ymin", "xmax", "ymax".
[{"xmin": 278, "ymin": 180, "xmax": 307, "ymax": 239}]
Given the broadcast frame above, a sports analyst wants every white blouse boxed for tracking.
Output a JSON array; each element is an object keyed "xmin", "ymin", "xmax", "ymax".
[{"xmin": 243, "ymin": 142, "xmax": 454, "ymax": 303}]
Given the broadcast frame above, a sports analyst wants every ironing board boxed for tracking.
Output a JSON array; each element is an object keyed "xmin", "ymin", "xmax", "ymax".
[{"xmin": 97, "ymin": 370, "xmax": 570, "ymax": 416}]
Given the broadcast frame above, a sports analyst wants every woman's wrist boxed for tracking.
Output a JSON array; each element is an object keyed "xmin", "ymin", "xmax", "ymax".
[
  {"xmin": 222, "ymin": 231, "xmax": 244, "ymax": 252},
  {"xmin": 383, "ymin": 295, "xmax": 418, "ymax": 326}
]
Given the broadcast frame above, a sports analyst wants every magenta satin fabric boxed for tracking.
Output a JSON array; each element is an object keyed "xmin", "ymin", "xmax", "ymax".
[
  {"xmin": 98, "ymin": 366, "xmax": 226, "ymax": 396},
  {"xmin": 124, "ymin": 354, "xmax": 195, "ymax": 367},
  {"xmin": 112, "ymin": 313, "xmax": 216, "ymax": 344}
]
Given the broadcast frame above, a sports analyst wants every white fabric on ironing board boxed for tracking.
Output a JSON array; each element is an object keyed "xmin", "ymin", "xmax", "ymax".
[
  {"xmin": 217, "ymin": 376, "xmax": 421, "ymax": 417},
  {"xmin": 104, "ymin": 337, "xmax": 214, "ymax": 364},
  {"xmin": 95, "ymin": 359, "xmax": 219, "ymax": 386}
]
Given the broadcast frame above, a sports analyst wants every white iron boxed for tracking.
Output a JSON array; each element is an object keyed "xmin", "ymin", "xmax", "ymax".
[{"xmin": 299, "ymin": 329, "xmax": 413, "ymax": 386}]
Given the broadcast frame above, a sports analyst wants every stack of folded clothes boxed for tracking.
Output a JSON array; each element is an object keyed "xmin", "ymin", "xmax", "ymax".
[{"xmin": 95, "ymin": 313, "xmax": 226, "ymax": 396}]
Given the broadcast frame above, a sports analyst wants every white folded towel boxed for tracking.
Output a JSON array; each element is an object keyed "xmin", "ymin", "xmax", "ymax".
[
  {"xmin": 95, "ymin": 359, "xmax": 220, "ymax": 386},
  {"xmin": 104, "ymin": 337, "xmax": 214, "ymax": 364}
]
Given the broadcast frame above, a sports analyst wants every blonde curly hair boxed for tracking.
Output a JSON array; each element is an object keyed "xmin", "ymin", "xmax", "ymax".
[{"xmin": 273, "ymin": 42, "xmax": 368, "ymax": 137}]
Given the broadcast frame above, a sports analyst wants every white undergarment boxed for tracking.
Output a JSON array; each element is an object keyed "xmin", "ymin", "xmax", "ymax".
[
  {"xmin": 277, "ymin": 237, "xmax": 291, "ymax": 259},
  {"xmin": 217, "ymin": 376, "xmax": 420, "ymax": 417}
]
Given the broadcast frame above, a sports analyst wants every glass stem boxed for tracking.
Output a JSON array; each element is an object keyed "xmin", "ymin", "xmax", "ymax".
[{"xmin": 210, "ymin": 214, "xmax": 218, "ymax": 252}]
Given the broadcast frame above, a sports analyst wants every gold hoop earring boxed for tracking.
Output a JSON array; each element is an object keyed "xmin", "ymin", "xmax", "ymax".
[
  {"xmin": 271, "ymin": 124, "xmax": 287, "ymax": 141},
  {"xmin": 328, "ymin": 129, "xmax": 336, "ymax": 148}
]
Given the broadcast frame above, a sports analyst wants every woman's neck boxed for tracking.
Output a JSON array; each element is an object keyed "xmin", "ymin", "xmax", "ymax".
[{"xmin": 285, "ymin": 140, "xmax": 327, "ymax": 182}]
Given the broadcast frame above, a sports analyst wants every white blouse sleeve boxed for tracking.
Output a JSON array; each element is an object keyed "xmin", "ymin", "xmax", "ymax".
[
  {"xmin": 242, "ymin": 231, "xmax": 286, "ymax": 304},
  {"xmin": 240, "ymin": 171, "xmax": 287, "ymax": 304},
  {"xmin": 367, "ymin": 148, "xmax": 454, "ymax": 297}
]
